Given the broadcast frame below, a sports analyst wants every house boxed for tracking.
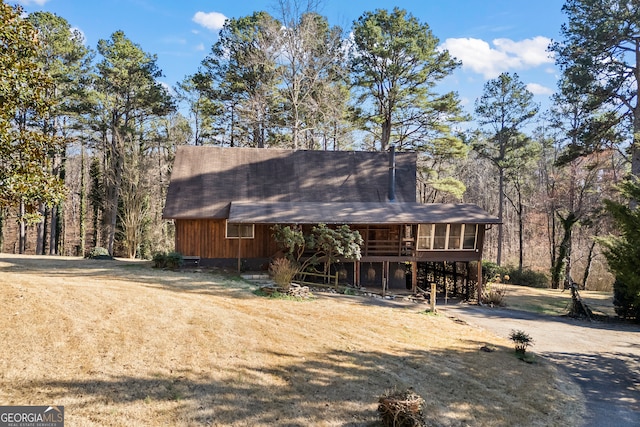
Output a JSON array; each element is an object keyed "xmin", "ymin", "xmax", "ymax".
[{"xmin": 163, "ymin": 146, "xmax": 500, "ymax": 299}]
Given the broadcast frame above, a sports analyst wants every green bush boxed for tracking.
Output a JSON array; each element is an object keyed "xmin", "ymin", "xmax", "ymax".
[
  {"xmin": 152, "ymin": 251, "xmax": 183, "ymax": 269},
  {"xmin": 481, "ymin": 262, "xmax": 549, "ymax": 288},
  {"xmin": 152, "ymin": 252, "xmax": 166, "ymax": 268},
  {"xmin": 481, "ymin": 261, "xmax": 508, "ymax": 283},
  {"xmin": 509, "ymin": 329, "xmax": 533, "ymax": 355},
  {"xmin": 87, "ymin": 247, "xmax": 111, "ymax": 259},
  {"xmin": 166, "ymin": 252, "xmax": 184, "ymax": 269},
  {"xmin": 506, "ymin": 267, "xmax": 549, "ymax": 288},
  {"xmin": 597, "ymin": 178, "xmax": 640, "ymax": 322},
  {"xmin": 612, "ymin": 279, "xmax": 640, "ymax": 321}
]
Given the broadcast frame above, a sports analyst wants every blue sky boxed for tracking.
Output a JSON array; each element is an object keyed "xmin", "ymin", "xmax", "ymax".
[{"xmin": 12, "ymin": 0, "xmax": 566, "ymax": 115}]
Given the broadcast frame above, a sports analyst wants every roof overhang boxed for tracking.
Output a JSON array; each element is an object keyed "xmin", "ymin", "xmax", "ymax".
[{"xmin": 228, "ymin": 201, "xmax": 500, "ymax": 225}]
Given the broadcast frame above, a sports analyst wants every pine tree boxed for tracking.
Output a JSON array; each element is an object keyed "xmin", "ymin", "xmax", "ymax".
[{"xmin": 599, "ymin": 178, "xmax": 640, "ymax": 321}]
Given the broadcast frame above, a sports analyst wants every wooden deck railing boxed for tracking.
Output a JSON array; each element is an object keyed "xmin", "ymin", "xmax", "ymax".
[
  {"xmin": 294, "ymin": 270, "xmax": 339, "ymax": 289},
  {"xmin": 363, "ymin": 239, "xmax": 415, "ymax": 256}
]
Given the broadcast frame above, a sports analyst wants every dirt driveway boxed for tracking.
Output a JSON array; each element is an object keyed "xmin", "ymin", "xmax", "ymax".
[{"xmin": 440, "ymin": 303, "xmax": 640, "ymax": 427}]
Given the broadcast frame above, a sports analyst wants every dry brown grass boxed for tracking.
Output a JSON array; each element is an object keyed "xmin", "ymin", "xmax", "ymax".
[
  {"xmin": 501, "ymin": 283, "xmax": 616, "ymax": 317},
  {"xmin": 0, "ymin": 254, "xmax": 584, "ymax": 426}
]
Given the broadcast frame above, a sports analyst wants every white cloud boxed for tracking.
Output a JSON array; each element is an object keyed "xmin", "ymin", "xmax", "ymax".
[
  {"xmin": 71, "ymin": 27, "xmax": 86, "ymax": 44},
  {"xmin": 14, "ymin": 0, "xmax": 49, "ymax": 5},
  {"xmin": 161, "ymin": 36, "xmax": 187, "ymax": 45},
  {"xmin": 440, "ymin": 36, "xmax": 554, "ymax": 79},
  {"xmin": 195, "ymin": 43, "xmax": 205, "ymax": 52},
  {"xmin": 192, "ymin": 11, "xmax": 227, "ymax": 31},
  {"xmin": 526, "ymin": 82, "xmax": 554, "ymax": 95}
]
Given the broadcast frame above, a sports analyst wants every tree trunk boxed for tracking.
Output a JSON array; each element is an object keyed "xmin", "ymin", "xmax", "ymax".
[
  {"xmin": 36, "ymin": 204, "xmax": 45, "ymax": 254},
  {"xmin": 581, "ymin": 239, "xmax": 597, "ymax": 290},
  {"xmin": 380, "ymin": 116, "xmax": 391, "ymax": 152},
  {"xmin": 18, "ymin": 199, "xmax": 26, "ymax": 254},
  {"xmin": 230, "ymin": 104, "xmax": 235, "ymax": 147},
  {"xmin": 0, "ymin": 208, "xmax": 5, "ymax": 253},
  {"xmin": 551, "ymin": 213, "xmax": 577, "ymax": 289},
  {"xmin": 79, "ymin": 144, "xmax": 86, "ymax": 257},
  {"xmin": 518, "ymin": 194, "xmax": 524, "ymax": 272},
  {"xmin": 292, "ymin": 107, "xmax": 300, "ymax": 149},
  {"xmin": 563, "ymin": 236, "xmax": 573, "ymax": 290},
  {"xmin": 253, "ymin": 125, "xmax": 263, "ymax": 149},
  {"xmin": 55, "ymin": 203, "xmax": 63, "ymax": 255},
  {"xmin": 632, "ymin": 106, "xmax": 640, "ymax": 178},
  {"xmin": 547, "ymin": 200, "xmax": 557, "ymax": 277},
  {"xmin": 50, "ymin": 146, "xmax": 67, "ymax": 255},
  {"xmin": 496, "ymin": 168, "xmax": 505, "ymax": 266},
  {"xmin": 106, "ymin": 130, "xmax": 125, "ymax": 256},
  {"xmin": 107, "ymin": 161, "xmax": 123, "ymax": 256},
  {"xmin": 49, "ymin": 207, "xmax": 58, "ymax": 255}
]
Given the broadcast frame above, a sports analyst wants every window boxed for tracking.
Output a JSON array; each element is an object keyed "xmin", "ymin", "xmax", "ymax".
[
  {"xmin": 226, "ymin": 222, "xmax": 254, "ymax": 239},
  {"xmin": 463, "ymin": 224, "xmax": 477, "ymax": 249},
  {"xmin": 417, "ymin": 224, "xmax": 433, "ymax": 250},
  {"xmin": 448, "ymin": 224, "xmax": 462, "ymax": 250},
  {"xmin": 433, "ymin": 224, "xmax": 448, "ymax": 249},
  {"xmin": 416, "ymin": 223, "xmax": 478, "ymax": 251}
]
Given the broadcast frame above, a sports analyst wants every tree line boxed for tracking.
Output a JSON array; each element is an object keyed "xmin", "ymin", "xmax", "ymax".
[{"xmin": 1, "ymin": 0, "xmax": 639, "ymax": 318}]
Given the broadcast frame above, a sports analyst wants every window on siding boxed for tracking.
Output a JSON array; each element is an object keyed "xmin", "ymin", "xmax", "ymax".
[
  {"xmin": 433, "ymin": 224, "xmax": 448, "ymax": 249},
  {"xmin": 463, "ymin": 224, "xmax": 478, "ymax": 249},
  {"xmin": 226, "ymin": 222, "xmax": 254, "ymax": 239},
  {"xmin": 416, "ymin": 223, "xmax": 478, "ymax": 251},
  {"xmin": 417, "ymin": 224, "xmax": 433, "ymax": 250},
  {"xmin": 448, "ymin": 224, "xmax": 462, "ymax": 249}
]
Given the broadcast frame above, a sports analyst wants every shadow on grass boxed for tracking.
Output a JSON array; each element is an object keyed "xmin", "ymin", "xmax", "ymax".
[
  {"xmin": 0, "ymin": 254, "xmax": 258, "ymax": 299},
  {"xmin": 4, "ymin": 345, "xmax": 573, "ymax": 426}
]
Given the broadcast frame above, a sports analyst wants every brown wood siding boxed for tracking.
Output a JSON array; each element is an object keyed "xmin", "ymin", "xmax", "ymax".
[
  {"xmin": 175, "ymin": 220, "xmax": 278, "ymax": 259},
  {"xmin": 175, "ymin": 220, "xmax": 488, "ymax": 263}
]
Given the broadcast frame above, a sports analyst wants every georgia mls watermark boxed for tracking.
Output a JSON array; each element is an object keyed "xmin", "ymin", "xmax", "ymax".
[{"xmin": 0, "ymin": 406, "xmax": 64, "ymax": 427}]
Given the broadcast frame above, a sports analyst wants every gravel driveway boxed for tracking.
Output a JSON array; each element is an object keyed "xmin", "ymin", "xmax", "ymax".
[{"xmin": 440, "ymin": 304, "xmax": 640, "ymax": 427}]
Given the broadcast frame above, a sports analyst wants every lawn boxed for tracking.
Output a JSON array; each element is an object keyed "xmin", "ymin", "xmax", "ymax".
[
  {"xmin": 500, "ymin": 283, "xmax": 616, "ymax": 317},
  {"xmin": 0, "ymin": 254, "xmax": 584, "ymax": 426}
]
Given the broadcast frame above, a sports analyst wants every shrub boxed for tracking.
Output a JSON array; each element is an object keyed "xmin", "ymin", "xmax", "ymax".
[
  {"xmin": 165, "ymin": 252, "xmax": 184, "ymax": 269},
  {"xmin": 87, "ymin": 247, "xmax": 111, "ymax": 259},
  {"xmin": 269, "ymin": 257, "xmax": 299, "ymax": 290},
  {"xmin": 152, "ymin": 251, "xmax": 183, "ymax": 270},
  {"xmin": 482, "ymin": 261, "xmax": 508, "ymax": 283},
  {"xmin": 152, "ymin": 252, "xmax": 166, "ymax": 268},
  {"xmin": 612, "ymin": 279, "xmax": 640, "ymax": 321},
  {"xmin": 598, "ymin": 178, "xmax": 640, "ymax": 322},
  {"xmin": 509, "ymin": 329, "xmax": 533, "ymax": 355},
  {"xmin": 482, "ymin": 282, "xmax": 507, "ymax": 306},
  {"xmin": 506, "ymin": 267, "xmax": 549, "ymax": 288}
]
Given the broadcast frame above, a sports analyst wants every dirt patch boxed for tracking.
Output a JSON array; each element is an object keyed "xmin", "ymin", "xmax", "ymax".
[{"xmin": 0, "ymin": 254, "xmax": 584, "ymax": 426}]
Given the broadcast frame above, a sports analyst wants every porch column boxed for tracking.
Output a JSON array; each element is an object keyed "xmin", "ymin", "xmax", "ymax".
[
  {"xmin": 411, "ymin": 261, "xmax": 418, "ymax": 293},
  {"xmin": 382, "ymin": 261, "xmax": 388, "ymax": 297},
  {"xmin": 477, "ymin": 261, "xmax": 483, "ymax": 304},
  {"xmin": 237, "ymin": 229, "xmax": 242, "ymax": 273}
]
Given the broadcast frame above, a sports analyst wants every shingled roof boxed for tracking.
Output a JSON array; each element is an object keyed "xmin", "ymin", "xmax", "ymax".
[
  {"xmin": 163, "ymin": 146, "xmax": 417, "ymax": 219},
  {"xmin": 228, "ymin": 201, "xmax": 501, "ymax": 224},
  {"xmin": 163, "ymin": 146, "xmax": 500, "ymax": 225}
]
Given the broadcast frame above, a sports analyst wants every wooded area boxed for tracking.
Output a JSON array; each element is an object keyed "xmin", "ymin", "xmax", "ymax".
[{"xmin": 1, "ymin": 0, "xmax": 639, "ymax": 317}]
